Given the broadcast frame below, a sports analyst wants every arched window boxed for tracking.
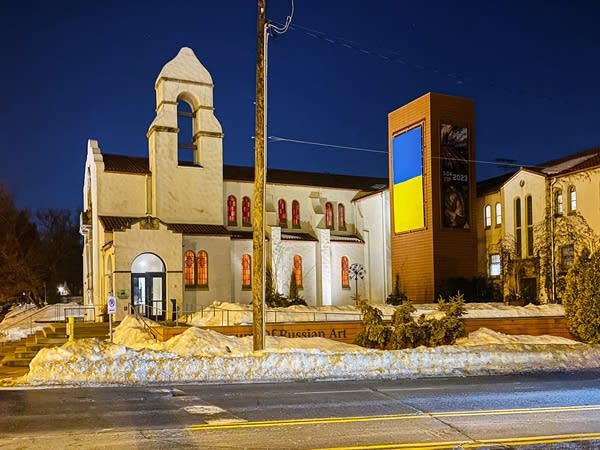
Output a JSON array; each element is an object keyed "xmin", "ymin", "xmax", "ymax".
[
  {"xmin": 338, "ymin": 204, "xmax": 346, "ymax": 230},
  {"xmin": 568, "ymin": 186, "xmax": 577, "ymax": 212},
  {"xmin": 184, "ymin": 250, "xmax": 195, "ymax": 286},
  {"xmin": 325, "ymin": 202, "xmax": 334, "ymax": 229},
  {"xmin": 242, "ymin": 254, "xmax": 252, "ymax": 288},
  {"xmin": 484, "ymin": 205, "xmax": 492, "ymax": 228},
  {"xmin": 227, "ymin": 195, "xmax": 237, "ymax": 225},
  {"xmin": 292, "ymin": 200, "xmax": 300, "ymax": 228},
  {"xmin": 526, "ymin": 196, "xmax": 534, "ymax": 257},
  {"xmin": 278, "ymin": 199, "xmax": 287, "ymax": 227},
  {"xmin": 555, "ymin": 189, "xmax": 563, "ymax": 215},
  {"xmin": 293, "ymin": 255, "xmax": 303, "ymax": 288},
  {"xmin": 177, "ymin": 97, "xmax": 195, "ymax": 164},
  {"xmin": 341, "ymin": 256, "xmax": 350, "ymax": 288},
  {"xmin": 197, "ymin": 250, "xmax": 208, "ymax": 287},
  {"xmin": 242, "ymin": 196, "xmax": 251, "ymax": 227},
  {"xmin": 515, "ymin": 197, "xmax": 522, "ymax": 258},
  {"xmin": 495, "ymin": 202, "xmax": 502, "ymax": 225}
]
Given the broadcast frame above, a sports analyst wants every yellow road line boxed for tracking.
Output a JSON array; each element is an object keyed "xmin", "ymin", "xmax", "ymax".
[
  {"xmin": 314, "ymin": 432, "xmax": 600, "ymax": 450},
  {"xmin": 186, "ymin": 404, "xmax": 600, "ymax": 431}
]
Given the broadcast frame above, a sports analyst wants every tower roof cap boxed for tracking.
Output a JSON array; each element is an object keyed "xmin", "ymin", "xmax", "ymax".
[{"xmin": 156, "ymin": 47, "xmax": 213, "ymax": 85}]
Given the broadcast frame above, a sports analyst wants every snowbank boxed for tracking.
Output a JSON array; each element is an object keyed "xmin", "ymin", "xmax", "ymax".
[{"xmin": 24, "ymin": 317, "xmax": 600, "ymax": 386}]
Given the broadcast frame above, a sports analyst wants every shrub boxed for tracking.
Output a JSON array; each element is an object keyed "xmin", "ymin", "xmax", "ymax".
[
  {"xmin": 354, "ymin": 294, "xmax": 467, "ymax": 349},
  {"xmin": 563, "ymin": 249, "xmax": 600, "ymax": 343},
  {"xmin": 353, "ymin": 303, "xmax": 390, "ymax": 349},
  {"xmin": 386, "ymin": 274, "xmax": 408, "ymax": 305}
]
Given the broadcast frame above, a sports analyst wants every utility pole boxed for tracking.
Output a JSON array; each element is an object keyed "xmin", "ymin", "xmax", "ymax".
[{"xmin": 252, "ymin": 0, "xmax": 267, "ymax": 351}]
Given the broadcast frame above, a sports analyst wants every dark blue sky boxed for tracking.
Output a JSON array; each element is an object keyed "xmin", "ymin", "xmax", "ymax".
[{"xmin": 1, "ymin": 0, "xmax": 599, "ymax": 212}]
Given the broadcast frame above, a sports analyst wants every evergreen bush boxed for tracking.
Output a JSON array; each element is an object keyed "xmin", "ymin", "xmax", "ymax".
[
  {"xmin": 386, "ymin": 273, "xmax": 408, "ymax": 305},
  {"xmin": 563, "ymin": 249, "xmax": 600, "ymax": 343},
  {"xmin": 354, "ymin": 294, "xmax": 467, "ymax": 349}
]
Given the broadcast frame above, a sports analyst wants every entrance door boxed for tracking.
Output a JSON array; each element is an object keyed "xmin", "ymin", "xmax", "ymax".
[
  {"xmin": 132, "ymin": 273, "xmax": 165, "ymax": 320},
  {"xmin": 520, "ymin": 277, "xmax": 537, "ymax": 304},
  {"xmin": 131, "ymin": 253, "xmax": 166, "ymax": 321}
]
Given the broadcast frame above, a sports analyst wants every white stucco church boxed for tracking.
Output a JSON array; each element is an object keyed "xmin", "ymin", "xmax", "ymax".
[{"xmin": 81, "ymin": 47, "xmax": 391, "ymax": 321}]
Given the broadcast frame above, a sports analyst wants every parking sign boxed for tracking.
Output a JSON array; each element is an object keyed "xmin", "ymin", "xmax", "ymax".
[{"xmin": 107, "ymin": 296, "xmax": 117, "ymax": 314}]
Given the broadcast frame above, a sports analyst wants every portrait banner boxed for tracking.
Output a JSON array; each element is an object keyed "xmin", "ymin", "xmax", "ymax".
[{"xmin": 441, "ymin": 124, "xmax": 469, "ymax": 228}]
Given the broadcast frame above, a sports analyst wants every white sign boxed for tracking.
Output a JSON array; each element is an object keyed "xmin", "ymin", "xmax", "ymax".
[{"xmin": 107, "ymin": 296, "xmax": 117, "ymax": 314}]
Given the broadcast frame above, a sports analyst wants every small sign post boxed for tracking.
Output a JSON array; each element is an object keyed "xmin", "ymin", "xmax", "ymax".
[{"xmin": 107, "ymin": 295, "xmax": 117, "ymax": 343}]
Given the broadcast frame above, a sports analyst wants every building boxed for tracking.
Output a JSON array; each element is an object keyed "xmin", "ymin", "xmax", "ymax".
[
  {"xmin": 476, "ymin": 147, "xmax": 600, "ymax": 303},
  {"xmin": 81, "ymin": 47, "xmax": 600, "ymax": 319},
  {"xmin": 81, "ymin": 48, "xmax": 390, "ymax": 321}
]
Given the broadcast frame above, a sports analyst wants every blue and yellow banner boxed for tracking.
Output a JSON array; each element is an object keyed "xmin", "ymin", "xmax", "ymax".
[{"xmin": 392, "ymin": 126, "xmax": 424, "ymax": 233}]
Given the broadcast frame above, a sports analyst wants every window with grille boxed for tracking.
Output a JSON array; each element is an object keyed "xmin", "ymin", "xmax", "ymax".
[
  {"xmin": 325, "ymin": 202, "xmax": 334, "ymax": 229},
  {"xmin": 338, "ymin": 203, "xmax": 346, "ymax": 230},
  {"xmin": 515, "ymin": 197, "xmax": 522, "ymax": 258},
  {"xmin": 341, "ymin": 256, "xmax": 349, "ymax": 288},
  {"xmin": 242, "ymin": 196, "xmax": 251, "ymax": 227},
  {"xmin": 184, "ymin": 251, "xmax": 195, "ymax": 286},
  {"xmin": 489, "ymin": 253, "xmax": 501, "ymax": 277},
  {"xmin": 227, "ymin": 195, "xmax": 237, "ymax": 225},
  {"xmin": 569, "ymin": 186, "xmax": 577, "ymax": 212},
  {"xmin": 484, "ymin": 204, "xmax": 492, "ymax": 228},
  {"xmin": 526, "ymin": 195, "xmax": 534, "ymax": 257},
  {"xmin": 293, "ymin": 255, "xmax": 303, "ymax": 288},
  {"xmin": 292, "ymin": 200, "xmax": 300, "ymax": 228},
  {"xmin": 495, "ymin": 202, "xmax": 502, "ymax": 225},
  {"xmin": 197, "ymin": 250, "xmax": 208, "ymax": 287},
  {"xmin": 242, "ymin": 254, "xmax": 252, "ymax": 288},
  {"xmin": 278, "ymin": 199, "xmax": 287, "ymax": 227}
]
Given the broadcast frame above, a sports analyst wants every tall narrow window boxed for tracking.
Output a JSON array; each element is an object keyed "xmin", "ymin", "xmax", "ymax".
[
  {"xmin": 515, "ymin": 197, "xmax": 522, "ymax": 258},
  {"xmin": 197, "ymin": 251, "xmax": 208, "ymax": 287},
  {"xmin": 293, "ymin": 255, "xmax": 303, "ymax": 288},
  {"xmin": 177, "ymin": 98, "xmax": 195, "ymax": 164},
  {"xmin": 484, "ymin": 205, "xmax": 492, "ymax": 228},
  {"xmin": 242, "ymin": 196, "xmax": 251, "ymax": 227},
  {"xmin": 227, "ymin": 195, "xmax": 237, "ymax": 225},
  {"xmin": 569, "ymin": 186, "xmax": 577, "ymax": 212},
  {"xmin": 292, "ymin": 200, "xmax": 300, "ymax": 228},
  {"xmin": 325, "ymin": 202, "xmax": 334, "ymax": 229},
  {"xmin": 338, "ymin": 203, "xmax": 346, "ymax": 230},
  {"xmin": 495, "ymin": 202, "xmax": 502, "ymax": 225},
  {"xmin": 561, "ymin": 244, "xmax": 574, "ymax": 271},
  {"xmin": 241, "ymin": 254, "xmax": 251, "ymax": 288},
  {"xmin": 489, "ymin": 253, "xmax": 501, "ymax": 277},
  {"xmin": 341, "ymin": 256, "xmax": 350, "ymax": 288},
  {"xmin": 526, "ymin": 195, "xmax": 534, "ymax": 257},
  {"xmin": 184, "ymin": 251, "xmax": 195, "ymax": 286},
  {"xmin": 278, "ymin": 199, "xmax": 287, "ymax": 227},
  {"xmin": 555, "ymin": 189, "xmax": 563, "ymax": 215}
]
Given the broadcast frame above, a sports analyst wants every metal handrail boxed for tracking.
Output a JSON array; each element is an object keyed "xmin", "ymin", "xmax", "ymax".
[{"xmin": 127, "ymin": 304, "xmax": 159, "ymax": 341}]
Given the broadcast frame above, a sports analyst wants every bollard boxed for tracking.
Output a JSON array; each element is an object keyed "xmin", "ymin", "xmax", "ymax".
[{"xmin": 68, "ymin": 316, "xmax": 75, "ymax": 342}]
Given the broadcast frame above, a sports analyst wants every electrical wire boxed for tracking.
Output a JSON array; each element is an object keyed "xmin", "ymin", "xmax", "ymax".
[
  {"xmin": 268, "ymin": 135, "xmax": 550, "ymax": 170},
  {"xmin": 268, "ymin": 0, "xmax": 294, "ymax": 35}
]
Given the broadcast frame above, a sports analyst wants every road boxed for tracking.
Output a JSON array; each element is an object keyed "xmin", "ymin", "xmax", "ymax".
[{"xmin": 1, "ymin": 371, "xmax": 600, "ymax": 449}]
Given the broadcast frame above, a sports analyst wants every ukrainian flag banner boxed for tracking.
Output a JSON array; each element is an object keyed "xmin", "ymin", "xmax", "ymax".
[{"xmin": 392, "ymin": 126, "xmax": 424, "ymax": 233}]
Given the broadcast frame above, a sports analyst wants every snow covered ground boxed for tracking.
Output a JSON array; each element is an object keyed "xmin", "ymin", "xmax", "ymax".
[{"xmin": 1, "ymin": 301, "xmax": 599, "ymax": 387}]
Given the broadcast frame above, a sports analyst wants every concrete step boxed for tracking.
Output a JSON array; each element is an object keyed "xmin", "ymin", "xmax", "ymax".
[
  {"xmin": 1, "ymin": 356, "xmax": 31, "ymax": 367},
  {"xmin": 14, "ymin": 350, "xmax": 37, "ymax": 359},
  {"xmin": 35, "ymin": 337, "xmax": 67, "ymax": 345}
]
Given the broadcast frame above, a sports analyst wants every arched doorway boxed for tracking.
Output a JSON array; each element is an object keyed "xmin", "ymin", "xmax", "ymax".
[{"xmin": 131, "ymin": 253, "xmax": 166, "ymax": 320}]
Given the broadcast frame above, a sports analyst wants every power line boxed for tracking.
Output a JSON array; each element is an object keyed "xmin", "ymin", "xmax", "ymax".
[
  {"xmin": 268, "ymin": 135, "xmax": 386, "ymax": 154},
  {"xmin": 268, "ymin": 135, "xmax": 548, "ymax": 170},
  {"xmin": 275, "ymin": 22, "xmax": 567, "ymax": 106}
]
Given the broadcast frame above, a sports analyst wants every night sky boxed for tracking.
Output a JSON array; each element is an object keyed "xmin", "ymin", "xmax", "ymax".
[{"xmin": 1, "ymin": 0, "xmax": 599, "ymax": 212}]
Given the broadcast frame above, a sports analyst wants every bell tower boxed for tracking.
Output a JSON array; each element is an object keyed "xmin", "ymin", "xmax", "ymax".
[{"xmin": 147, "ymin": 47, "xmax": 224, "ymax": 224}]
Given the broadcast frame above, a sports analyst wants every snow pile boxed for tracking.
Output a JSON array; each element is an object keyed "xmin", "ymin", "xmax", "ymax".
[
  {"xmin": 24, "ymin": 316, "xmax": 600, "ymax": 386},
  {"xmin": 182, "ymin": 301, "xmax": 565, "ymax": 327}
]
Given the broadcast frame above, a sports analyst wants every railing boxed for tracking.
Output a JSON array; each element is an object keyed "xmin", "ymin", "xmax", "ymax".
[
  {"xmin": 175, "ymin": 306, "xmax": 385, "ymax": 327},
  {"xmin": 64, "ymin": 306, "xmax": 96, "ymax": 322},
  {"xmin": 127, "ymin": 304, "xmax": 159, "ymax": 341}
]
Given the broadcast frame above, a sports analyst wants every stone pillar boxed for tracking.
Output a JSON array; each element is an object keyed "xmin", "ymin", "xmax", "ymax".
[{"xmin": 316, "ymin": 228, "xmax": 332, "ymax": 306}]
